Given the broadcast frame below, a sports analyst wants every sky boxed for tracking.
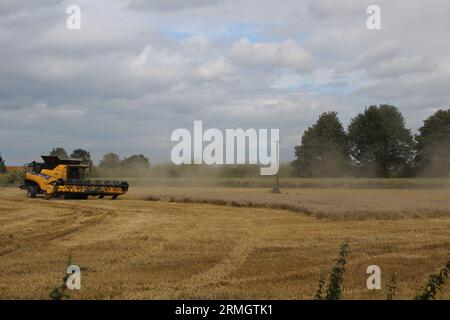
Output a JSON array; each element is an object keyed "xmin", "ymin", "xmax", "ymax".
[{"xmin": 1, "ymin": 0, "xmax": 449, "ymax": 165}]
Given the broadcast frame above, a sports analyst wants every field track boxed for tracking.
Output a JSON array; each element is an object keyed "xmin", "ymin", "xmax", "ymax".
[{"xmin": 1, "ymin": 187, "xmax": 450, "ymax": 299}]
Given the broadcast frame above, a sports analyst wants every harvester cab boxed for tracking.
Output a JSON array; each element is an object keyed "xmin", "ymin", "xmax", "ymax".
[{"xmin": 19, "ymin": 155, "xmax": 129, "ymax": 199}]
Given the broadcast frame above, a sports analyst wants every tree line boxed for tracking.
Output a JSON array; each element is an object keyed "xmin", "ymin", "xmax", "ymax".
[
  {"xmin": 48, "ymin": 148, "xmax": 149, "ymax": 169},
  {"xmin": 291, "ymin": 105, "xmax": 450, "ymax": 178},
  {"xmin": 1, "ymin": 106, "xmax": 449, "ymax": 179},
  {"xmin": 46, "ymin": 148, "xmax": 150, "ymax": 177}
]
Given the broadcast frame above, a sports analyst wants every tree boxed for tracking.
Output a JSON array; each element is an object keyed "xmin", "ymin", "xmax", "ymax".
[
  {"xmin": 121, "ymin": 154, "xmax": 150, "ymax": 170},
  {"xmin": 292, "ymin": 112, "xmax": 350, "ymax": 177},
  {"xmin": 70, "ymin": 149, "xmax": 93, "ymax": 166},
  {"xmin": 347, "ymin": 105, "xmax": 414, "ymax": 177},
  {"xmin": 0, "ymin": 153, "xmax": 6, "ymax": 173},
  {"xmin": 99, "ymin": 153, "xmax": 121, "ymax": 168},
  {"xmin": 415, "ymin": 109, "xmax": 450, "ymax": 177},
  {"xmin": 49, "ymin": 147, "xmax": 68, "ymax": 159}
]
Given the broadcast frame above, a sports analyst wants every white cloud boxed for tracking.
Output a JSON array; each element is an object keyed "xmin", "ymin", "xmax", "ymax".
[
  {"xmin": 127, "ymin": 45, "xmax": 187, "ymax": 85},
  {"xmin": 181, "ymin": 36, "xmax": 213, "ymax": 56},
  {"xmin": 230, "ymin": 38, "xmax": 312, "ymax": 71},
  {"xmin": 194, "ymin": 57, "xmax": 235, "ymax": 81}
]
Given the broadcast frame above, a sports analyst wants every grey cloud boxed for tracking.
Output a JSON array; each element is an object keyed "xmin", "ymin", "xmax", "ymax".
[
  {"xmin": 0, "ymin": 0, "xmax": 61, "ymax": 16},
  {"xmin": 127, "ymin": 0, "xmax": 224, "ymax": 12},
  {"xmin": 0, "ymin": 0, "xmax": 449, "ymax": 165},
  {"xmin": 307, "ymin": 0, "xmax": 369, "ymax": 18},
  {"xmin": 356, "ymin": 42, "xmax": 400, "ymax": 66},
  {"xmin": 366, "ymin": 56, "xmax": 436, "ymax": 78},
  {"xmin": 230, "ymin": 38, "xmax": 313, "ymax": 72},
  {"xmin": 352, "ymin": 42, "xmax": 436, "ymax": 78}
]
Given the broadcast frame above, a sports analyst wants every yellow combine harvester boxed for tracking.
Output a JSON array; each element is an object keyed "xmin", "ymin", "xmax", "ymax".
[{"xmin": 19, "ymin": 155, "xmax": 129, "ymax": 199}]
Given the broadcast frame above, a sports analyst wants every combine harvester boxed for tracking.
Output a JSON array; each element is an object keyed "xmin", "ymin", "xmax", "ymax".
[{"xmin": 19, "ymin": 155, "xmax": 129, "ymax": 199}]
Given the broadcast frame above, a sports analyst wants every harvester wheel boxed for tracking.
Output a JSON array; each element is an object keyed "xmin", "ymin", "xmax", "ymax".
[
  {"xmin": 111, "ymin": 195, "xmax": 118, "ymax": 200},
  {"xmin": 45, "ymin": 192, "xmax": 55, "ymax": 200},
  {"xmin": 45, "ymin": 183, "xmax": 59, "ymax": 200},
  {"xmin": 26, "ymin": 186, "xmax": 37, "ymax": 198}
]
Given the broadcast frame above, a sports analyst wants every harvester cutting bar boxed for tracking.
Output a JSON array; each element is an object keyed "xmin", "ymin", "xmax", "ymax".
[
  {"xmin": 50, "ymin": 179, "xmax": 129, "ymax": 199},
  {"xmin": 59, "ymin": 179, "xmax": 129, "ymax": 188}
]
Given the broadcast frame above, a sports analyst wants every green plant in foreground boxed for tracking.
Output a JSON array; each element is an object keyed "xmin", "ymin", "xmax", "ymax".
[
  {"xmin": 315, "ymin": 240, "xmax": 350, "ymax": 300},
  {"xmin": 415, "ymin": 255, "xmax": 450, "ymax": 300},
  {"xmin": 314, "ymin": 246, "xmax": 450, "ymax": 300},
  {"xmin": 314, "ymin": 275, "xmax": 327, "ymax": 300},
  {"xmin": 49, "ymin": 255, "xmax": 86, "ymax": 300},
  {"xmin": 386, "ymin": 272, "xmax": 398, "ymax": 300}
]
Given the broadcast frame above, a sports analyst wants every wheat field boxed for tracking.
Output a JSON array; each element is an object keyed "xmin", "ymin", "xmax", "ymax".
[
  {"xmin": 143, "ymin": 186, "xmax": 450, "ymax": 220},
  {"xmin": 1, "ymin": 186, "xmax": 450, "ymax": 299}
]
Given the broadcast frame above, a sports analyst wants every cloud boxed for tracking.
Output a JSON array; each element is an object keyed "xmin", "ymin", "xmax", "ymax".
[
  {"xmin": 0, "ymin": 0, "xmax": 449, "ymax": 165},
  {"xmin": 0, "ymin": 0, "xmax": 60, "ymax": 16},
  {"xmin": 307, "ymin": 0, "xmax": 366, "ymax": 18},
  {"xmin": 127, "ymin": 0, "xmax": 223, "ymax": 12},
  {"xmin": 356, "ymin": 41, "xmax": 400, "ymax": 66},
  {"xmin": 353, "ymin": 42, "xmax": 436, "ymax": 78},
  {"xmin": 230, "ymin": 38, "xmax": 312, "ymax": 71},
  {"xmin": 366, "ymin": 56, "xmax": 436, "ymax": 78},
  {"xmin": 194, "ymin": 58, "xmax": 235, "ymax": 81}
]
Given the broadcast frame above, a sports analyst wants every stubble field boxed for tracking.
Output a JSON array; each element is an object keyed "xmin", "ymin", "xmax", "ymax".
[{"xmin": 1, "ymin": 186, "xmax": 450, "ymax": 299}]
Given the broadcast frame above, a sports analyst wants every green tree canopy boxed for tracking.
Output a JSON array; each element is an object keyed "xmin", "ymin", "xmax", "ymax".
[
  {"xmin": 415, "ymin": 109, "xmax": 450, "ymax": 177},
  {"xmin": 70, "ymin": 149, "xmax": 93, "ymax": 166},
  {"xmin": 292, "ymin": 112, "xmax": 350, "ymax": 177},
  {"xmin": 49, "ymin": 147, "xmax": 68, "ymax": 159},
  {"xmin": 99, "ymin": 153, "xmax": 121, "ymax": 168},
  {"xmin": 347, "ymin": 105, "xmax": 414, "ymax": 177},
  {"xmin": 121, "ymin": 154, "xmax": 150, "ymax": 170}
]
